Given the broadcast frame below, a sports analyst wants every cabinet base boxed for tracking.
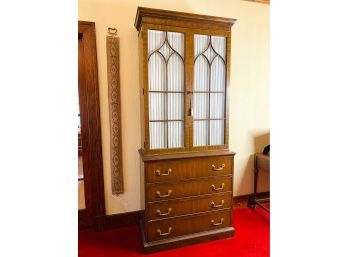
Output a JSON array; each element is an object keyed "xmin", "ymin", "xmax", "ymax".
[{"xmin": 140, "ymin": 222, "xmax": 235, "ymax": 253}]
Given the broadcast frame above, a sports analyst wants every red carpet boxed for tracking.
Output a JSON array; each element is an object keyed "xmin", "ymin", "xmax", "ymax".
[{"xmin": 79, "ymin": 206, "xmax": 270, "ymax": 257}]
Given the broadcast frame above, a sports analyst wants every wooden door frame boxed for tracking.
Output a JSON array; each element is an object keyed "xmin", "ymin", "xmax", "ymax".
[{"xmin": 78, "ymin": 21, "xmax": 106, "ymax": 230}]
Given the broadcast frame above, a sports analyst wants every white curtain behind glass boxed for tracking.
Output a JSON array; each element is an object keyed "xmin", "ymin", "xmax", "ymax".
[
  {"xmin": 193, "ymin": 34, "xmax": 226, "ymax": 146},
  {"xmin": 148, "ymin": 30, "xmax": 184, "ymax": 149}
]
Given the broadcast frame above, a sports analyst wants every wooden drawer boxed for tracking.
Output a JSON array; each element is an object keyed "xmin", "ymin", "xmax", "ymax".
[
  {"xmin": 146, "ymin": 156, "xmax": 233, "ymax": 183},
  {"xmin": 146, "ymin": 176, "xmax": 232, "ymax": 202},
  {"xmin": 146, "ymin": 193, "xmax": 231, "ymax": 221},
  {"xmin": 146, "ymin": 210, "xmax": 231, "ymax": 242}
]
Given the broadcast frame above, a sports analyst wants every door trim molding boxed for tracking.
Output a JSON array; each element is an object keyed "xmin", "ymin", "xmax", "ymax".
[{"xmin": 78, "ymin": 21, "xmax": 106, "ymax": 229}]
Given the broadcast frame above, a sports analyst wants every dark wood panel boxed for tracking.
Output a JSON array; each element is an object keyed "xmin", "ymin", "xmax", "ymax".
[
  {"xmin": 78, "ymin": 209, "xmax": 89, "ymax": 230},
  {"xmin": 146, "ymin": 156, "xmax": 233, "ymax": 183},
  {"xmin": 146, "ymin": 210, "xmax": 231, "ymax": 242},
  {"xmin": 78, "ymin": 21, "xmax": 105, "ymax": 230},
  {"xmin": 146, "ymin": 193, "xmax": 231, "ymax": 221},
  {"xmin": 146, "ymin": 176, "xmax": 232, "ymax": 202}
]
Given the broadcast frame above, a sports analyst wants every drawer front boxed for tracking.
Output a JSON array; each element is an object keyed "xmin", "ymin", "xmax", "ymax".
[
  {"xmin": 146, "ymin": 176, "xmax": 232, "ymax": 202},
  {"xmin": 146, "ymin": 193, "xmax": 232, "ymax": 221},
  {"xmin": 146, "ymin": 156, "xmax": 233, "ymax": 183},
  {"xmin": 146, "ymin": 210, "xmax": 231, "ymax": 242}
]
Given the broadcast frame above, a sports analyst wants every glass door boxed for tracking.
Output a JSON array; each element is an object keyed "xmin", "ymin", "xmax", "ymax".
[
  {"xmin": 147, "ymin": 29, "xmax": 185, "ymax": 150},
  {"xmin": 193, "ymin": 34, "xmax": 227, "ymax": 147}
]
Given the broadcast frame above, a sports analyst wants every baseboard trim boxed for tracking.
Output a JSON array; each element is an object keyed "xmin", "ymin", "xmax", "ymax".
[
  {"xmin": 104, "ymin": 210, "xmax": 143, "ymax": 230},
  {"xmin": 233, "ymin": 192, "xmax": 270, "ymax": 209}
]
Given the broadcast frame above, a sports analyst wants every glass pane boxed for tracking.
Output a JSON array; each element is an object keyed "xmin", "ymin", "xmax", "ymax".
[
  {"xmin": 148, "ymin": 52, "xmax": 166, "ymax": 91},
  {"xmin": 210, "ymin": 120, "xmax": 225, "ymax": 145},
  {"xmin": 148, "ymin": 30, "xmax": 165, "ymax": 55},
  {"xmin": 168, "ymin": 121, "xmax": 184, "ymax": 148},
  {"xmin": 210, "ymin": 57, "xmax": 226, "ymax": 91},
  {"xmin": 193, "ymin": 93, "xmax": 209, "ymax": 119},
  {"xmin": 210, "ymin": 93, "xmax": 225, "ymax": 119},
  {"xmin": 168, "ymin": 93, "xmax": 184, "ymax": 120},
  {"xmin": 167, "ymin": 31, "xmax": 184, "ymax": 58},
  {"xmin": 194, "ymin": 34, "xmax": 209, "ymax": 58},
  {"xmin": 194, "ymin": 55, "xmax": 210, "ymax": 91},
  {"xmin": 167, "ymin": 54, "xmax": 184, "ymax": 91},
  {"xmin": 211, "ymin": 36, "xmax": 226, "ymax": 61},
  {"xmin": 194, "ymin": 120, "xmax": 208, "ymax": 146},
  {"xmin": 149, "ymin": 92, "xmax": 165, "ymax": 120},
  {"xmin": 150, "ymin": 122, "xmax": 166, "ymax": 149}
]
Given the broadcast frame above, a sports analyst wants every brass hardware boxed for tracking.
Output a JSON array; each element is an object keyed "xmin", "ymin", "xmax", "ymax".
[
  {"xmin": 155, "ymin": 168, "xmax": 172, "ymax": 176},
  {"xmin": 211, "ymin": 218, "xmax": 224, "ymax": 226},
  {"xmin": 156, "ymin": 208, "xmax": 172, "ymax": 216},
  {"xmin": 156, "ymin": 189, "xmax": 172, "ymax": 198},
  {"xmin": 108, "ymin": 27, "xmax": 118, "ymax": 36},
  {"xmin": 211, "ymin": 200, "xmax": 225, "ymax": 208},
  {"xmin": 212, "ymin": 163, "xmax": 225, "ymax": 171},
  {"xmin": 211, "ymin": 183, "xmax": 225, "ymax": 191},
  {"xmin": 157, "ymin": 227, "xmax": 172, "ymax": 236}
]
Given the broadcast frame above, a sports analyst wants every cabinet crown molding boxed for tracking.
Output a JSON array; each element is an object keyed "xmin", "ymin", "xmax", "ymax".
[{"xmin": 134, "ymin": 7, "xmax": 237, "ymax": 31}]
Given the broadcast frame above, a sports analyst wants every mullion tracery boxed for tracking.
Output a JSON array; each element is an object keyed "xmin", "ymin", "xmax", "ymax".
[
  {"xmin": 193, "ymin": 35, "xmax": 226, "ymax": 146},
  {"xmin": 148, "ymin": 30, "xmax": 185, "ymax": 149}
]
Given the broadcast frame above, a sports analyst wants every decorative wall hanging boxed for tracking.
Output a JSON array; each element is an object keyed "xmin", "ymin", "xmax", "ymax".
[{"xmin": 106, "ymin": 27, "xmax": 124, "ymax": 195}]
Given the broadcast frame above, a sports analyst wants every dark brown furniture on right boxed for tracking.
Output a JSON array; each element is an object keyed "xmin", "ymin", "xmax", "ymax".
[{"xmin": 249, "ymin": 153, "xmax": 270, "ymax": 212}]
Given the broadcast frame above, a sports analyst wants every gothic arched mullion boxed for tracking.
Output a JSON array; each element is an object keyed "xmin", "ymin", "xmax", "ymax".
[
  {"xmin": 193, "ymin": 35, "xmax": 227, "ymax": 146},
  {"xmin": 148, "ymin": 30, "xmax": 185, "ymax": 149}
]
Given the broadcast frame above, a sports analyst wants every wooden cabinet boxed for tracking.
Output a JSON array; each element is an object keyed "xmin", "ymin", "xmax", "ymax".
[{"xmin": 135, "ymin": 7, "xmax": 236, "ymax": 252}]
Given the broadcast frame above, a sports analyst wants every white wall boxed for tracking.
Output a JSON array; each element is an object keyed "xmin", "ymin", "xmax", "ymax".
[{"xmin": 78, "ymin": 0, "xmax": 269, "ymax": 215}]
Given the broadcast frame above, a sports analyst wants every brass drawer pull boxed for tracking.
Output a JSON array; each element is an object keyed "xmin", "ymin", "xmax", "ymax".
[
  {"xmin": 211, "ymin": 183, "xmax": 225, "ymax": 191},
  {"xmin": 211, "ymin": 218, "xmax": 224, "ymax": 226},
  {"xmin": 212, "ymin": 163, "xmax": 225, "ymax": 171},
  {"xmin": 156, "ymin": 189, "xmax": 172, "ymax": 198},
  {"xmin": 155, "ymin": 168, "xmax": 172, "ymax": 176},
  {"xmin": 156, "ymin": 208, "xmax": 172, "ymax": 216},
  {"xmin": 157, "ymin": 227, "xmax": 172, "ymax": 236},
  {"xmin": 211, "ymin": 200, "xmax": 225, "ymax": 208}
]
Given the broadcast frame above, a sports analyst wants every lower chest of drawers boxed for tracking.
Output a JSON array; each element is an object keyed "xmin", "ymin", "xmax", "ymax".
[{"xmin": 141, "ymin": 153, "xmax": 235, "ymax": 248}]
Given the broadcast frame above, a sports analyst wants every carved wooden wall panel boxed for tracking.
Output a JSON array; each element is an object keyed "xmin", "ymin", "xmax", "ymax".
[{"xmin": 107, "ymin": 33, "xmax": 124, "ymax": 195}]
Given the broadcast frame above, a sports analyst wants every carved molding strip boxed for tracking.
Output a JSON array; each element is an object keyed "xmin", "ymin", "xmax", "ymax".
[
  {"xmin": 106, "ymin": 34, "xmax": 124, "ymax": 195},
  {"xmin": 242, "ymin": 0, "xmax": 270, "ymax": 4}
]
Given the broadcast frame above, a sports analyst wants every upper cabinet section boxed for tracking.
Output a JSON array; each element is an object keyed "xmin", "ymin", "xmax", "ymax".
[{"xmin": 135, "ymin": 7, "xmax": 236, "ymax": 155}]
